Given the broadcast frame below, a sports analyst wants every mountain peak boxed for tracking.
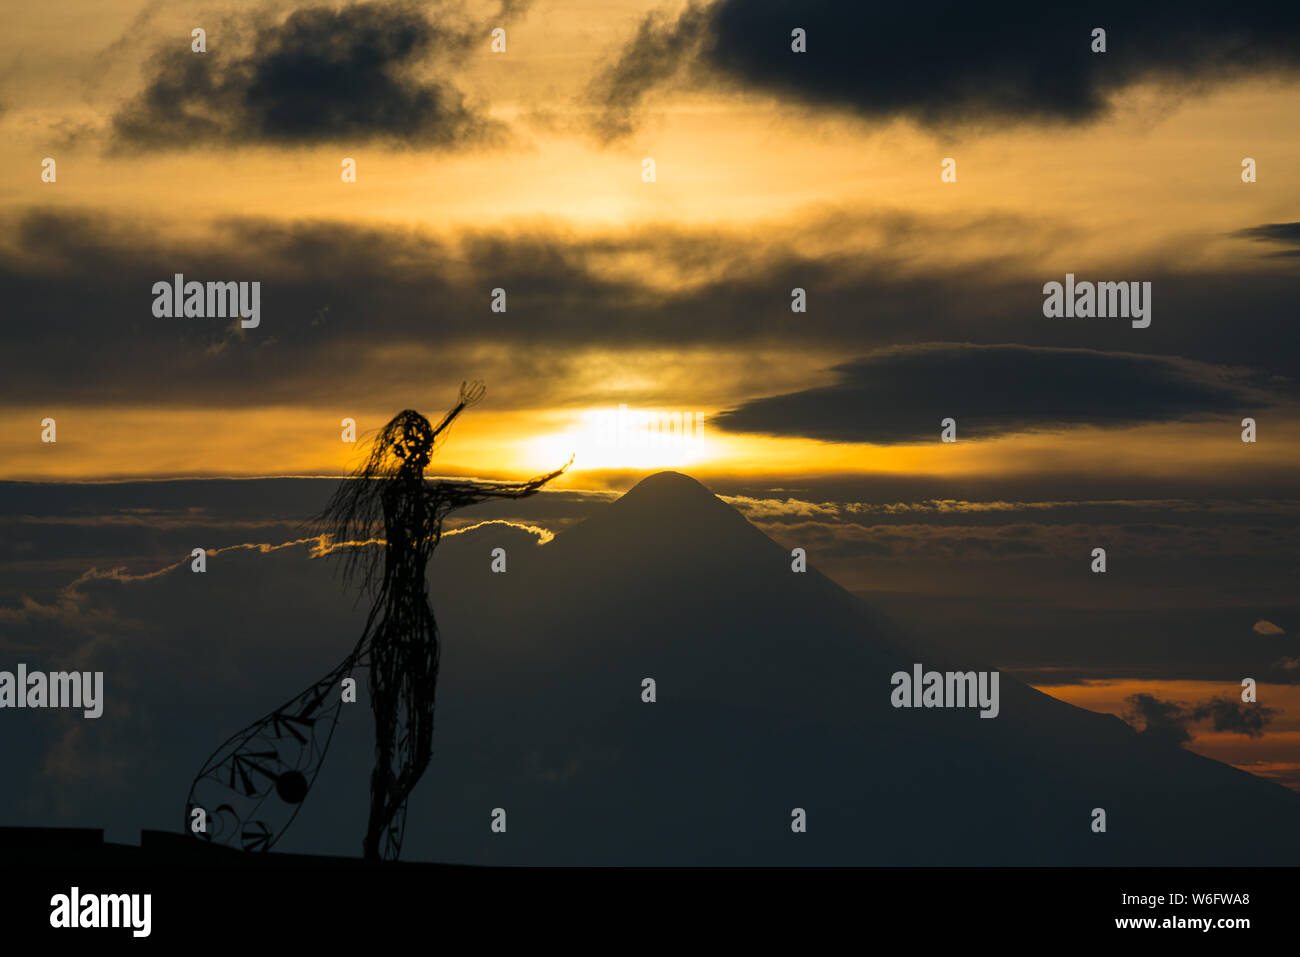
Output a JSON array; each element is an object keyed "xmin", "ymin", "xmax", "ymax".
[
  {"xmin": 620, "ymin": 470, "xmax": 717, "ymax": 503},
  {"xmin": 611, "ymin": 471, "xmax": 745, "ymax": 522},
  {"xmin": 550, "ymin": 470, "xmax": 762, "ymax": 558}
]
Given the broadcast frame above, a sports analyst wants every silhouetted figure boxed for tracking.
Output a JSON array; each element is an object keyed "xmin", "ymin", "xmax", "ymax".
[{"xmin": 185, "ymin": 382, "xmax": 570, "ymax": 861}]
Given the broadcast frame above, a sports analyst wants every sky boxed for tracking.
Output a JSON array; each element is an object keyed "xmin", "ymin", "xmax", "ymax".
[{"xmin": 1, "ymin": 0, "xmax": 1299, "ymax": 812}]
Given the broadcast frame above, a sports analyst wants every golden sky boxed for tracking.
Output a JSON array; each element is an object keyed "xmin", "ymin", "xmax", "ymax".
[{"xmin": 2, "ymin": 0, "xmax": 1299, "ymax": 482}]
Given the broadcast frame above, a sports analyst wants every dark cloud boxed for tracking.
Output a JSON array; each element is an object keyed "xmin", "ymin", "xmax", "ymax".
[
  {"xmin": 1193, "ymin": 695, "xmax": 1277, "ymax": 736},
  {"xmin": 712, "ymin": 343, "xmax": 1273, "ymax": 443},
  {"xmin": 587, "ymin": 4, "xmax": 712, "ymax": 141},
  {"xmin": 1124, "ymin": 692, "xmax": 1197, "ymax": 746},
  {"xmin": 591, "ymin": 0, "xmax": 1300, "ymax": 137},
  {"xmin": 1123, "ymin": 692, "xmax": 1277, "ymax": 747},
  {"xmin": 1235, "ymin": 222, "xmax": 1300, "ymax": 258},
  {"xmin": 110, "ymin": 2, "xmax": 500, "ymax": 150},
  {"xmin": 1268, "ymin": 656, "xmax": 1300, "ymax": 679},
  {"xmin": 3, "ymin": 208, "xmax": 1299, "ymax": 413}
]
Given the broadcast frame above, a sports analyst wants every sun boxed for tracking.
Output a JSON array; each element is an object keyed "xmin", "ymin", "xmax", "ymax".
[{"xmin": 520, "ymin": 408, "xmax": 724, "ymax": 472}]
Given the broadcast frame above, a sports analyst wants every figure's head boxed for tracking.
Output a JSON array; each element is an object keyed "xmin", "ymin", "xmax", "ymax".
[
  {"xmin": 384, "ymin": 410, "xmax": 435, "ymax": 472},
  {"xmin": 314, "ymin": 387, "xmax": 484, "ymax": 592}
]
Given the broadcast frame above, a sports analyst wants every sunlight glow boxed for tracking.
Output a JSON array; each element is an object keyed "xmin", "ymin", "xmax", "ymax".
[{"xmin": 520, "ymin": 407, "xmax": 725, "ymax": 472}]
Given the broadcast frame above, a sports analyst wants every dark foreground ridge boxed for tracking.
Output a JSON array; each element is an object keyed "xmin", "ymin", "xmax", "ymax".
[{"xmin": 0, "ymin": 826, "xmax": 468, "ymax": 869}]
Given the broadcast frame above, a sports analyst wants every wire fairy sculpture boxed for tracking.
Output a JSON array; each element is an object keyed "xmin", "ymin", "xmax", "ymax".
[{"xmin": 184, "ymin": 381, "xmax": 571, "ymax": 861}]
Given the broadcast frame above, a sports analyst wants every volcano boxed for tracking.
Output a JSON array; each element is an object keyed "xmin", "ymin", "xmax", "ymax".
[{"xmin": 386, "ymin": 471, "xmax": 1300, "ymax": 865}]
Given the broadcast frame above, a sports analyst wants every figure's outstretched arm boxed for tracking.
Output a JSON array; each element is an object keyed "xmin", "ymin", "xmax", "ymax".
[
  {"xmin": 430, "ymin": 380, "xmax": 486, "ymax": 440},
  {"xmin": 430, "ymin": 456, "xmax": 574, "ymax": 511}
]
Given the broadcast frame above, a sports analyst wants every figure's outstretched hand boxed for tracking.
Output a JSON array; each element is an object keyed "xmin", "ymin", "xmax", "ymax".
[
  {"xmin": 459, "ymin": 380, "xmax": 486, "ymax": 407},
  {"xmin": 542, "ymin": 453, "xmax": 575, "ymax": 481}
]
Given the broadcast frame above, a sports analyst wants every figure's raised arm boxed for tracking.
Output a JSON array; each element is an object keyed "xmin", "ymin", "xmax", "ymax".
[{"xmin": 430, "ymin": 380, "xmax": 486, "ymax": 440}]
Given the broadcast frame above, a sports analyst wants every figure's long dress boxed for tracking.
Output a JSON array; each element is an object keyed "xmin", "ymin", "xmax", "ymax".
[
  {"xmin": 185, "ymin": 425, "xmax": 563, "ymax": 859},
  {"xmin": 362, "ymin": 478, "xmax": 442, "ymax": 860},
  {"xmin": 185, "ymin": 474, "xmax": 442, "ymax": 861}
]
